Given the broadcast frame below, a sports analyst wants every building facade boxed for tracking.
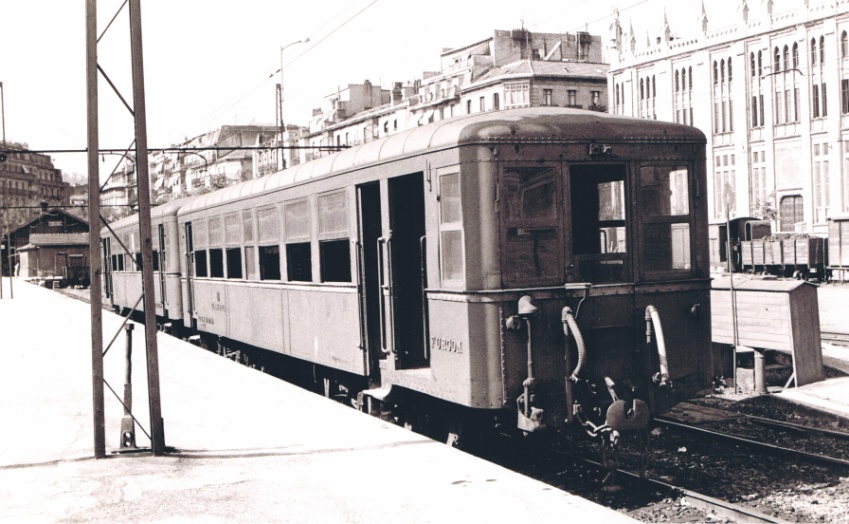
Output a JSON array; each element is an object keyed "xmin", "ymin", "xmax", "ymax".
[
  {"xmin": 608, "ymin": 0, "xmax": 849, "ymax": 237},
  {"xmin": 296, "ymin": 29, "xmax": 608, "ymax": 164},
  {"xmin": 5, "ymin": 208, "xmax": 89, "ymax": 280},
  {"xmin": 0, "ymin": 142, "xmax": 70, "ymax": 229}
]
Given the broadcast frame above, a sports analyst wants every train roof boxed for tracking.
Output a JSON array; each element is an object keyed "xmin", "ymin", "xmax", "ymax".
[
  {"xmin": 101, "ymin": 197, "xmax": 192, "ymax": 234},
  {"xmin": 108, "ymin": 107, "xmax": 706, "ymax": 223}
]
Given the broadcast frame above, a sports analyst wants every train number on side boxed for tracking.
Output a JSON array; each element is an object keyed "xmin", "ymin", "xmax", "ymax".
[{"xmin": 430, "ymin": 336, "xmax": 463, "ymax": 354}]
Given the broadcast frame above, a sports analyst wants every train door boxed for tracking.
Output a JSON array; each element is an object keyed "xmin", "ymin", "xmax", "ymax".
[
  {"xmin": 387, "ymin": 173, "xmax": 428, "ymax": 369},
  {"xmin": 184, "ymin": 222, "xmax": 197, "ymax": 330},
  {"xmin": 157, "ymin": 224, "xmax": 167, "ymax": 316},
  {"xmin": 356, "ymin": 182, "xmax": 383, "ymax": 382},
  {"xmin": 102, "ymin": 237, "xmax": 113, "ymax": 298}
]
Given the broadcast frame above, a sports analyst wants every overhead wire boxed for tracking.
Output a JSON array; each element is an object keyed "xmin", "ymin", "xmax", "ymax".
[{"xmin": 191, "ymin": 0, "xmax": 379, "ymax": 136}]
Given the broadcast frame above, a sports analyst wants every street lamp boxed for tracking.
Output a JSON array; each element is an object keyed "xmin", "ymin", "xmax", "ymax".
[{"xmin": 278, "ymin": 37, "xmax": 309, "ymax": 169}]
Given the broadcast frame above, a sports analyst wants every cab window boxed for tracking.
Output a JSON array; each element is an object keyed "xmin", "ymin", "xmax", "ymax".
[
  {"xmin": 501, "ymin": 165, "xmax": 561, "ymax": 286},
  {"xmin": 439, "ymin": 172, "xmax": 464, "ymax": 282},
  {"xmin": 640, "ymin": 165, "xmax": 692, "ymax": 278},
  {"xmin": 570, "ymin": 164, "xmax": 628, "ymax": 282}
]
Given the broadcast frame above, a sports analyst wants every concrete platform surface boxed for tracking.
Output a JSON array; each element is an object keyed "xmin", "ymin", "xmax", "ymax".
[{"xmin": 0, "ymin": 280, "xmax": 635, "ymax": 523}]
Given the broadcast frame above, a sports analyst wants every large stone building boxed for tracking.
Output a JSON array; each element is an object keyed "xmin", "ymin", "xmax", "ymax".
[
  {"xmin": 608, "ymin": 0, "xmax": 849, "ymax": 237},
  {"xmin": 293, "ymin": 28, "xmax": 608, "ymax": 164},
  {"xmin": 0, "ymin": 142, "xmax": 70, "ymax": 228}
]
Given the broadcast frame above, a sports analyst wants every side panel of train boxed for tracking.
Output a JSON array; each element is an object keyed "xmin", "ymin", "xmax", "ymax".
[
  {"xmin": 103, "ymin": 109, "xmax": 712, "ymax": 437},
  {"xmin": 102, "ymin": 215, "xmax": 184, "ymax": 323}
]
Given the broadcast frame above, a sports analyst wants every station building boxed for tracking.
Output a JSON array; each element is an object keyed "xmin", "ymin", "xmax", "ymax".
[
  {"xmin": 6, "ymin": 208, "xmax": 89, "ymax": 282},
  {"xmin": 607, "ymin": 0, "xmax": 849, "ymax": 237}
]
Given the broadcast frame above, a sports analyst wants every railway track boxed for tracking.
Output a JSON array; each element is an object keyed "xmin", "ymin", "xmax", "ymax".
[
  {"xmin": 474, "ymin": 430, "xmax": 784, "ymax": 523},
  {"xmin": 822, "ymin": 331, "xmax": 849, "ymax": 346},
  {"xmin": 654, "ymin": 415, "xmax": 849, "ymax": 469},
  {"xmin": 497, "ymin": 402, "xmax": 849, "ymax": 522},
  {"xmin": 55, "ymin": 286, "xmax": 849, "ymax": 521}
]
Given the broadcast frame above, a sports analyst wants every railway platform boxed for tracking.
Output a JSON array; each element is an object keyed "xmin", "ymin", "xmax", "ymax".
[{"xmin": 0, "ymin": 279, "xmax": 635, "ymax": 523}]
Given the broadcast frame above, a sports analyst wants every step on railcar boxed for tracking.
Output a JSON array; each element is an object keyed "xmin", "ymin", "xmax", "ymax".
[{"xmin": 103, "ymin": 107, "xmax": 714, "ymax": 465}]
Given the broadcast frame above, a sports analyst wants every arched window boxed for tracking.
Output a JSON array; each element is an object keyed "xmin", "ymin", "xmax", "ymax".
[
  {"xmin": 721, "ymin": 59, "xmax": 726, "ymax": 83},
  {"xmin": 774, "ymin": 47, "xmax": 781, "ymax": 72},
  {"xmin": 652, "ymin": 75, "xmax": 656, "ymax": 97},
  {"xmin": 757, "ymin": 50, "xmax": 763, "ymax": 76},
  {"xmin": 682, "ymin": 68, "xmax": 687, "ymax": 90},
  {"xmin": 783, "ymin": 45, "xmax": 789, "ymax": 70},
  {"xmin": 842, "ymin": 31, "xmax": 848, "ymax": 58},
  {"xmin": 713, "ymin": 61, "xmax": 718, "ymax": 84},
  {"xmin": 689, "ymin": 66, "xmax": 693, "ymax": 86},
  {"xmin": 793, "ymin": 43, "xmax": 799, "ymax": 68},
  {"xmin": 728, "ymin": 58, "xmax": 732, "ymax": 82},
  {"xmin": 675, "ymin": 70, "xmax": 680, "ymax": 92},
  {"xmin": 811, "ymin": 38, "xmax": 818, "ymax": 65},
  {"xmin": 640, "ymin": 78, "xmax": 644, "ymax": 100},
  {"xmin": 820, "ymin": 35, "xmax": 826, "ymax": 63},
  {"xmin": 750, "ymin": 52, "xmax": 756, "ymax": 77}
]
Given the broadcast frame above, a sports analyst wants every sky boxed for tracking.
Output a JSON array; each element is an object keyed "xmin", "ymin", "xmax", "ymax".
[{"xmin": 0, "ymin": 0, "xmax": 757, "ymax": 179}]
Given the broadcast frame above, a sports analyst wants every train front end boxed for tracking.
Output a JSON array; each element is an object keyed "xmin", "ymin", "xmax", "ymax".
[{"xmin": 449, "ymin": 111, "xmax": 715, "ymax": 453}]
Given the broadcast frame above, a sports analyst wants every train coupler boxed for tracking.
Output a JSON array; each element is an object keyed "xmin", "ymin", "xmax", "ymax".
[
  {"xmin": 516, "ymin": 387, "xmax": 545, "ymax": 433},
  {"xmin": 603, "ymin": 378, "xmax": 650, "ymax": 432}
]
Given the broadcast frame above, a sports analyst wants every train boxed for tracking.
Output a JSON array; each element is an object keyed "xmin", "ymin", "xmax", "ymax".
[
  {"xmin": 708, "ymin": 215, "xmax": 849, "ymax": 281},
  {"xmin": 102, "ymin": 107, "xmax": 715, "ymax": 462}
]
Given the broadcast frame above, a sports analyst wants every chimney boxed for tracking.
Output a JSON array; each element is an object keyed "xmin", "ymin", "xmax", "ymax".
[{"xmin": 392, "ymin": 82, "xmax": 403, "ymax": 105}]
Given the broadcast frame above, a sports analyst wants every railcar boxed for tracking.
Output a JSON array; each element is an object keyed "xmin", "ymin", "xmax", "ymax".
[
  {"xmin": 101, "ymin": 198, "xmax": 187, "ymax": 334},
  {"xmin": 710, "ymin": 217, "xmax": 829, "ymax": 280},
  {"xmin": 104, "ymin": 107, "xmax": 714, "ymax": 459}
]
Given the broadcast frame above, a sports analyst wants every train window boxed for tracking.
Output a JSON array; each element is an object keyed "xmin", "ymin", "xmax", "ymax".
[
  {"xmin": 284, "ymin": 201, "xmax": 310, "ymax": 240},
  {"xmin": 440, "ymin": 173, "xmax": 461, "ymax": 223},
  {"xmin": 195, "ymin": 250, "xmax": 208, "ymax": 277},
  {"xmin": 502, "ymin": 166, "xmax": 561, "ymax": 285},
  {"xmin": 570, "ymin": 165, "xmax": 627, "ymax": 283},
  {"xmin": 285, "ymin": 200, "xmax": 312, "ymax": 282},
  {"xmin": 224, "ymin": 213, "xmax": 241, "ymax": 245},
  {"xmin": 152, "ymin": 250, "xmax": 159, "ymax": 271},
  {"xmin": 286, "ymin": 243, "xmax": 312, "ymax": 281},
  {"xmin": 320, "ymin": 240, "xmax": 351, "ymax": 282},
  {"xmin": 208, "ymin": 218, "xmax": 223, "ymax": 245},
  {"xmin": 259, "ymin": 245, "xmax": 281, "ymax": 280},
  {"xmin": 439, "ymin": 173, "xmax": 464, "ymax": 282},
  {"xmin": 639, "ymin": 166, "xmax": 693, "ymax": 277},
  {"xmin": 226, "ymin": 248, "xmax": 242, "ymax": 279},
  {"xmin": 643, "ymin": 224, "xmax": 691, "ymax": 271},
  {"xmin": 194, "ymin": 220, "xmax": 208, "ymax": 248},
  {"xmin": 257, "ymin": 207, "xmax": 280, "ymax": 242},
  {"xmin": 242, "ymin": 211, "xmax": 254, "ymax": 242},
  {"xmin": 318, "ymin": 192, "xmax": 351, "ymax": 283},
  {"xmin": 209, "ymin": 249, "xmax": 224, "ymax": 278},
  {"xmin": 318, "ymin": 192, "xmax": 348, "ymax": 238},
  {"xmin": 640, "ymin": 167, "xmax": 689, "ymax": 217},
  {"xmin": 244, "ymin": 246, "xmax": 258, "ymax": 280}
]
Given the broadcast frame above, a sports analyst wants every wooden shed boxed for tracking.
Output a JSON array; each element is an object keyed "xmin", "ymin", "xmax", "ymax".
[{"xmin": 711, "ymin": 276, "xmax": 824, "ymax": 387}]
